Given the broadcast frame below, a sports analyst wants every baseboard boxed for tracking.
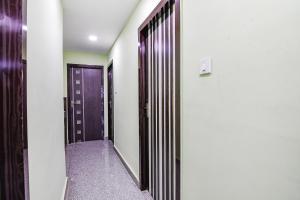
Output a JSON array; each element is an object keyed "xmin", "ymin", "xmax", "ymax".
[
  {"xmin": 61, "ymin": 177, "xmax": 68, "ymax": 200},
  {"xmin": 113, "ymin": 146, "xmax": 140, "ymax": 188}
]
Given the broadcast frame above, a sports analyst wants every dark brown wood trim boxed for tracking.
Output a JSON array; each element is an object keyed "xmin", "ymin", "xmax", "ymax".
[
  {"xmin": 153, "ymin": 17, "xmax": 158, "ymax": 197},
  {"xmin": 170, "ymin": 3, "xmax": 175, "ymax": 199},
  {"xmin": 107, "ymin": 60, "xmax": 113, "ymax": 69},
  {"xmin": 67, "ymin": 63, "xmax": 104, "ymax": 69},
  {"xmin": 107, "ymin": 61, "xmax": 114, "ymax": 144},
  {"xmin": 150, "ymin": 23, "xmax": 154, "ymax": 194},
  {"xmin": 138, "ymin": 30, "xmax": 148, "ymax": 191},
  {"xmin": 161, "ymin": 6, "xmax": 166, "ymax": 200},
  {"xmin": 138, "ymin": 0, "xmax": 169, "ymax": 33},
  {"xmin": 22, "ymin": 59, "xmax": 28, "ymax": 149},
  {"xmin": 165, "ymin": 4, "xmax": 170, "ymax": 199},
  {"xmin": 113, "ymin": 146, "xmax": 140, "ymax": 188},
  {"xmin": 155, "ymin": 15, "xmax": 160, "ymax": 199},
  {"xmin": 100, "ymin": 67, "xmax": 105, "ymax": 140},
  {"xmin": 64, "ymin": 97, "xmax": 68, "ymax": 145},
  {"xmin": 174, "ymin": 0, "xmax": 181, "ymax": 200}
]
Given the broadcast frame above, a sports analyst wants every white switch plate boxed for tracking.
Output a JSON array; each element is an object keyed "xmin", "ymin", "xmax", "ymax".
[{"xmin": 200, "ymin": 57, "xmax": 212, "ymax": 75}]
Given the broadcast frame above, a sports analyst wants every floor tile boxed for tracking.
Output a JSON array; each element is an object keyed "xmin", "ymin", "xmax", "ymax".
[{"xmin": 66, "ymin": 140, "xmax": 152, "ymax": 200}]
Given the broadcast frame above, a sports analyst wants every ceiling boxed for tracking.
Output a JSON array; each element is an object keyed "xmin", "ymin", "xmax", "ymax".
[{"xmin": 63, "ymin": 0, "xmax": 140, "ymax": 53}]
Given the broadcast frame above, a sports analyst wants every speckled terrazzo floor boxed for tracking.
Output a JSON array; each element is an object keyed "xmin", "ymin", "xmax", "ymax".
[{"xmin": 65, "ymin": 140, "xmax": 153, "ymax": 200}]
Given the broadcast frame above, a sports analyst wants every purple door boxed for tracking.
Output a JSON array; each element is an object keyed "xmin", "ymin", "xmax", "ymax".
[
  {"xmin": 67, "ymin": 65, "xmax": 104, "ymax": 143},
  {"xmin": 0, "ymin": 0, "xmax": 26, "ymax": 199}
]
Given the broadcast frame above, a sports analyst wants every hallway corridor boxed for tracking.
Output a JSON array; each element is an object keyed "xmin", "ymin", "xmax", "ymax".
[{"xmin": 65, "ymin": 140, "xmax": 152, "ymax": 200}]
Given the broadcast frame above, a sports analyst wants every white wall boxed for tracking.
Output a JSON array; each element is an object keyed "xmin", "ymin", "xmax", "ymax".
[
  {"xmin": 27, "ymin": 0, "xmax": 67, "ymax": 199},
  {"xmin": 63, "ymin": 51, "xmax": 108, "ymax": 137},
  {"xmin": 108, "ymin": 0, "xmax": 161, "ymax": 180},
  {"xmin": 182, "ymin": 0, "xmax": 300, "ymax": 199}
]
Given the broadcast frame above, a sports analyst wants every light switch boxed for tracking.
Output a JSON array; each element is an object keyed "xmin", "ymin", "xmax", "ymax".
[{"xmin": 200, "ymin": 57, "xmax": 212, "ymax": 75}]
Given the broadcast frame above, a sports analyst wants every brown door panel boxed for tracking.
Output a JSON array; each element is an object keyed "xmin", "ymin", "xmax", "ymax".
[{"xmin": 67, "ymin": 65, "xmax": 104, "ymax": 143}]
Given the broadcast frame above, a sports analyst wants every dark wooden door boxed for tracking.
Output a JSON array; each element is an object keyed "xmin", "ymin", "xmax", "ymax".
[
  {"xmin": 0, "ymin": 0, "xmax": 26, "ymax": 199},
  {"xmin": 138, "ymin": 0, "xmax": 181, "ymax": 199},
  {"xmin": 67, "ymin": 65, "xmax": 104, "ymax": 143},
  {"xmin": 107, "ymin": 63, "xmax": 114, "ymax": 143}
]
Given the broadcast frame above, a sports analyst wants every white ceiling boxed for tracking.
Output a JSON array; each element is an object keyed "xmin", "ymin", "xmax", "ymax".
[{"xmin": 63, "ymin": 0, "xmax": 140, "ymax": 53}]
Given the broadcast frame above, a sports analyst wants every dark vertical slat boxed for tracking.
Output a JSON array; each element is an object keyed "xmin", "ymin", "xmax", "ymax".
[
  {"xmin": 170, "ymin": 3, "xmax": 175, "ymax": 200},
  {"xmin": 145, "ymin": 33, "xmax": 149, "ymax": 191},
  {"xmin": 165, "ymin": 2, "xmax": 170, "ymax": 200},
  {"xmin": 140, "ymin": 30, "xmax": 149, "ymax": 191},
  {"xmin": 149, "ymin": 23, "xmax": 154, "ymax": 196},
  {"xmin": 155, "ymin": 13, "xmax": 160, "ymax": 200},
  {"xmin": 155, "ymin": 12, "xmax": 160, "ymax": 199},
  {"xmin": 64, "ymin": 97, "xmax": 67, "ymax": 145},
  {"xmin": 144, "ymin": 31, "xmax": 149, "ymax": 191},
  {"xmin": 101, "ymin": 68, "xmax": 105, "ymax": 139},
  {"xmin": 158, "ymin": 17, "xmax": 161, "ymax": 200},
  {"xmin": 161, "ymin": 6, "xmax": 166, "ymax": 200},
  {"xmin": 107, "ymin": 63, "xmax": 114, "ymax": 144},
  {"xmin": 174, "ymin": 0, "xmax": 181, "ymax": 199},
  {"xmin": 152, "ymin": 19, "xmax": 157, "ymax": 200}
]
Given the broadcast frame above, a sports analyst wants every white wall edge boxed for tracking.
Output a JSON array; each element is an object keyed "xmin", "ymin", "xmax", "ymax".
[
  {"xmin": 114, "ymin": 145, "xmax": 139, "ymax": 182},
  {"xmin": 61, "ymin": 177, "xmax": 68, "ymax": 200}
]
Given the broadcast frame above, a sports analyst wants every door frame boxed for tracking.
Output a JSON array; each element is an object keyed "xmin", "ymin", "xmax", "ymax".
[
  {"xmin": 22, "ymin": 59, "xmax": 28, "ymax": 149},
  {"xmin": 138, "ymin": 0, "xmax": 181, "ymax": 194},
  {"xmin": 107, "ymin": 61, "xmax": 114, "ymax": 144},
  {"xmin": 67, "ymin": 64, "xmax": 105, "ymax": 144}
]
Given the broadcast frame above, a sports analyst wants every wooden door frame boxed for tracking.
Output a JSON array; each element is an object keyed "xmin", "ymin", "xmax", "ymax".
[
  {"xmin": 22, "ymin": 60, "xmax": 28, "ymax": 149},
  {"xmin": 138, "ymin": 0, "xmax": 181, "ymax": 194},
  {"xmin": 64, "ymin": 97, "xmax": 68, "ymax": 146},
  {"xmin": 107, "ymin": 61, "xmax": 114, "ymax": 144},
  {"xmin": 67, "ymin": 64, "xmax": 105, "ymax": 144}
]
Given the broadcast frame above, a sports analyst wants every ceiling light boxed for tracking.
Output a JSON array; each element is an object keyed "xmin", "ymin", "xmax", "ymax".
[
  {"xmin": 89, "ymin": 35, "xmax": 98, "ymax": 42},
  {"xmin": 22, "ymin": 25, "xmax": 27, "ymax": 31}
]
